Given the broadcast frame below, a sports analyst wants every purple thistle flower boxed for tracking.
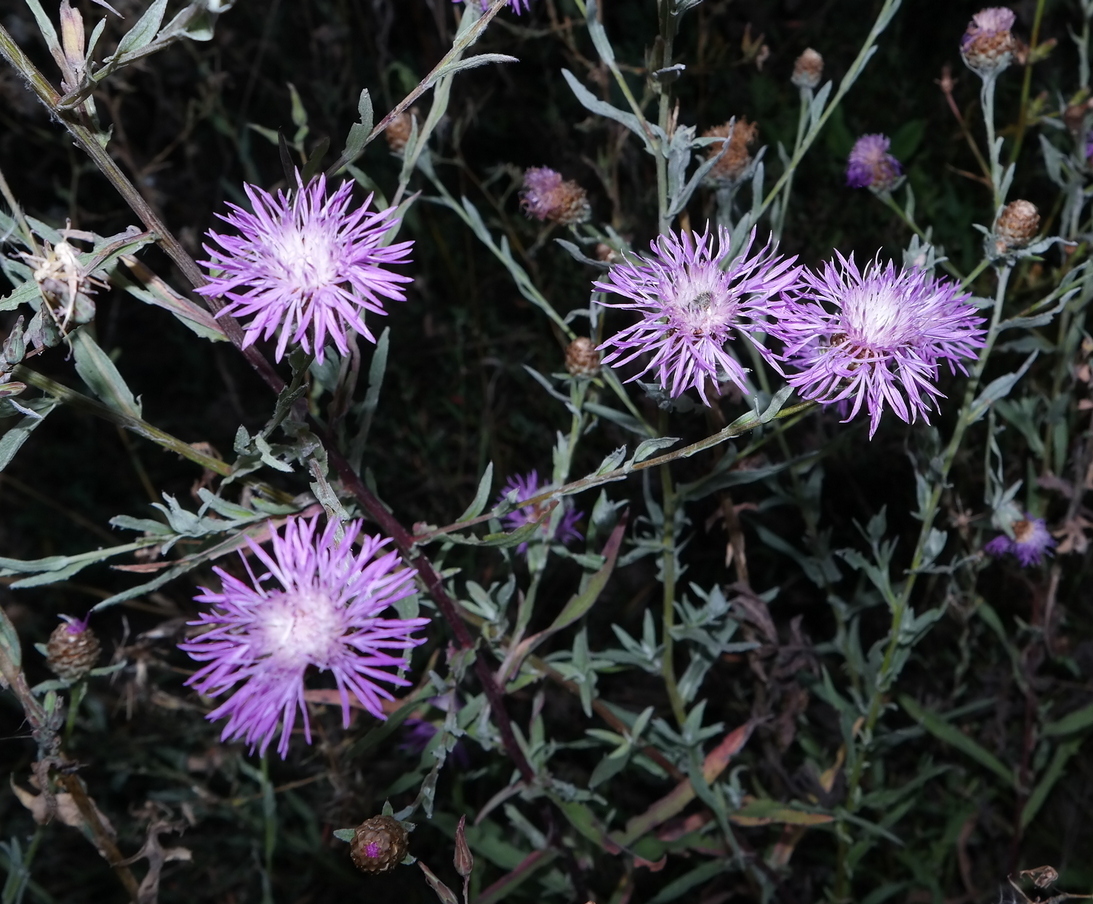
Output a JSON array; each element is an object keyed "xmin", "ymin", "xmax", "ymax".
[
  {"xmin": 593, "ymin": 226, "xmax": 800, "ymax": 405},
  {"xmin": 984, "ymin": 516, "xmax": 1055, "ymax": 566},
  {"xmin": 846, "ymin": 134, "xmax": 902, "ymax": 191},
  {"xmin": 496, "ymin": 470, "xmax": 583, "ymax": 553},
  {"xmin": 198, "ymin": 174, "xmax": 413, "ymax": 364},
  {"xmin": 180, "ymin": 515, "xmax": 429, "ymax": 758},
  {"xmin": 520, "ymin": 167, "xmax": 590, "ymax": 225},
  {"xmin": 768, "ymin": 254, "xmax": 985, "ymax": 438}
]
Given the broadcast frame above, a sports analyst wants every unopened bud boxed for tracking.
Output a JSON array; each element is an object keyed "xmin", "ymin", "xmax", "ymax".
[
  {"xmin": 565, "ymin": 337, "xmax": 601, "ymax": 378},
  {"xmin": 994, "ymin": 200, "xmax": 1040, "ymax": 254},
  {"xmin": 45, "ymin": 616, "xmax": 100, "ymax": 681},
  {"xmin": 791, "ymin": 48, "xmax": 823, "ymax": 90},
  {"xmin": 453, "ymin": 815, "xmax": 474, "ymax": 878},
  {"xmin": 385, "ymin": 110, "xmax": 416, "ymax": 155}
]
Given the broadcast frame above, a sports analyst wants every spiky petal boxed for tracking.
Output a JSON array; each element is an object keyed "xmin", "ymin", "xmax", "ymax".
[
  {"xmin": 593, "ymin": 225, "xmax": 800, "ymax": 405},
  {"xmin": 198, "ymin": 175, "xmax": 413, "ymax": 363},
  {"xmin": 180, "ymin": 516, "xmax": 428, "ymax": 758},
  {"xmin": 768, "ymin": 254, "xmax": 985, "ymax": 438}
]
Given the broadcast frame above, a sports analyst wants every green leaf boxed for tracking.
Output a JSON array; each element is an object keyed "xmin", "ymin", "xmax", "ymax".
[
  {"xmin": 456, "ymin": 462, "xmax": 494, "ymax": 521},
  {"xmin": 1042, "ymin": 702, "xmax": 1093, "ymax": 737},
  {"xmin": 0, "ymin": 397, "xmax": 58, "ymax": 470},
  {"xmin": 1021, "ymin": 736, "xmax": 1082, "ymax": 829},
  {"xmin": 899, "ymin": 695, "xmax": 1015, "ymax": 786},
  {"xmin": 113, "ymin": 0, "xmax": 169, "ymax": 60},
  {"xmin": 71, "ymin": 329, "xmax": 142, "ymax": 418}
]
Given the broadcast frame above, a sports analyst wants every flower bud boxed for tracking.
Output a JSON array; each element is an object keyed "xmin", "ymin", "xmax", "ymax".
[
  {"xmin": 350, "ymin": 815, "xmax": 409, "ymax": 874},
  {"xmin": 961, "ymin": 8, "xmax": 1017, "ymax": 78},
  {"xmin": 993, "ymin": 200, "xmax": 1040, "ymax": 254},
  {"xmin": 565, "ymin": 337, "xmax": 601, "ymax": 377},
  {"xmin": 453, "ymin": 815, "xmax": 473, "ymax": 879},
  {"xmin": 791, "ymin": 48, "xmax": 823, "ymax": 90},
  {"xmin": 45, "ymin": 616, "xmax": 100, "ymax": 681},
  {"xmin": 520, "ymin": 168, "xmax": 591, "ymax": 225},
  {"xmin": 385, "ymin": 110, "xmax": 415, "ymax": 155}
]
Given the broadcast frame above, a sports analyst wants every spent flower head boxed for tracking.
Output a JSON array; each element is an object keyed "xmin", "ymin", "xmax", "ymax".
[
  {"xmin": 702, "ymin": 119, "xmax": 759, "ymax": 186},
  {"xmin": 846, "ymin": 134, "xmax": 902, "ymax": 191},
  {"xmin": 984, "ymin": 516, "xmax": 1055, "ymax": 566},
  {"xmin": 180, "ymin": 515, "xmax": 428, "ymax": 758},
  {"xmin": 768, "ymin": 254, "xmax": 985, "ymax": 437},
  {"xmin": 199, "ymin": 174, "xmax": 413, "ymax": 364},
  {"xmin": 594, "ymin": 226, "xmax": 799, "ymax": 405},
  {"xmin": 496, "ymin": 470, "xmax": 583, "ymax": 553},
  {"xmin": 961, "ymin": 7, "xmax": 1017, "ymax": 77}
]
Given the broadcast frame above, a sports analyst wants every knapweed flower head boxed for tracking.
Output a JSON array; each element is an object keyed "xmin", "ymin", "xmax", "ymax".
[
  {"xmin": 496, "ymin": 470, "xmax": 583, "ymax": 552},
  {"xmin": 993, "ymin": 200, "xmax": 1040, "ymax": 256},
  {"xmin": 768, "ymin": 254, "xmax": 985, "ymax": 438},
  {"xmin": 594, "ymin": 225, "xmax": 799, "ymax": 405},
  {"xmin": 198, "ymin": 174, "xmax": 413, "ymax": 364},
  {"xmin": 180, "ymin": 515, "xmax": 429, "ymax": 758},
  {"xmin": 520, "ymin": 167, "xmax": 591, "ymax": 225},
  {"xmin": 702, "ymin": 119, "xmax": 759, "ymax": 185},
  {"xmin": 961, "ymin": 7, "xmax": 1016, "ymax": 77},
  {"xmin": 791, "ymin": 48, "xmax": 824, "ymax": 90},
  {"xmin": 846, "ymin": 134, "xmax": 902, "ymax": 191},
  {"xmin": 985, "ymin": 516, "xmax": 1055, "ymax": 566}
]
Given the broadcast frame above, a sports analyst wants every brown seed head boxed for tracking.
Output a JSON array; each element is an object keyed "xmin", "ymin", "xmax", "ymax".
[
  {"xmin": 385, "ymin": 110, "xmax": 415, "ymax": 154},
  {"xmin": 565, "ymin": 337, "xmax": 601, "ymax": 378},
  {"xmin": 350, "ymin": 815, "xmax": 409, "ymax": 874},
  {"xmin": 46, "ymin": 618, "xmax": 100, "ymax": 681},
  {"xmin": 961, "ymin": 7, "xmax": 1017, "ymax": 76},
  {"xmin": 791, "ymin": 48, "xmax": 823, "ymax": 90},
  {"xmin": 703, "ymin": 118, "xmax": 759, "ymax": 184},
  {"xmin": 994, "ymin": 199, "xmax": 1040, "ymax": 253}
]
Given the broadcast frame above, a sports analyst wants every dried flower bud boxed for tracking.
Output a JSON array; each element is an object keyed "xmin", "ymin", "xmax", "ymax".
[
  {"xmin": 791, "ymin": 48, "xmax": 823, "ymax": 90},
  {"xmin": 594, "ymin": 243, "xmax": 618, "ymax": 263},
  {"xmin": 520, "ymin": 168, "xmax": 591, "ymax": 226},
  {"xmin": 565, "ymin": 337, "xmax": 601, "ymax": 377},
  {"xmin": 702, "ymin": 118, "xmax": 759, "ymax": 185},
  {"xmin": 385, "ymin": 109, "xmax": 415, "ymax": 155},
  {"xmin": 994, "ymin": 200, "xmax": 1040, "ymax": 254},
  {"xmin": 453, "ymin": 815, "xmax": 473, "ymax": 878},
  {"xmin": 961, "ymin": 7, "xmax": 1017, "ymax": 78},
  {"xmin": 46, "ymin": 616, "xmax": 100, "ymax": 681},
  {"xmin": 350, "ymin": 815, "xmax": 409, "ymax": 874}
]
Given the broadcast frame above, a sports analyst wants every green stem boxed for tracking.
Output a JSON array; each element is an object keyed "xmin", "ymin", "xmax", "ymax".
[
  {"xmin": 876, "ymin": 190, "xmax": 965, "ymax": 282},
  {"xmin": 981, "ymin": 74, "xmax": 1004, "ymax": 210},
  {"xmin": 1008, "ymin": 0, "xmax": 1048, "ymax": 165},
  {"xmin": 655, "ymin": 0, "xmax": 676, "ymax": 235},
  {"xmin": 658, "ymin": 412, "xmax": 686, "ymax": 727},
  {"xmin": 771, "ymin": 87, "xmax": 812, "ymax": 242},
  {"xmin": 833, "ymin": 264, "xmax": 1011, "ymax": 899}
]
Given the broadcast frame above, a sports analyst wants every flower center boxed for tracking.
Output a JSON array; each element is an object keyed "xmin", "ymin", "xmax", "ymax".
[
  {"xmin": 365, "ymin": 842, "xmax": 381, "ymax": 858},
  {"xmin": 259, "ymin": 588, "xmax": 344, "ymax": 668},
  {"xmin": 276, "ymin": 226, "xmax": 339, "ymax": 297}
]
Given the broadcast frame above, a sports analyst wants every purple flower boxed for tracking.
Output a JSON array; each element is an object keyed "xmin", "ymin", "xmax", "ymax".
[
  {"xmin": 961, "ymin": 8, "xmax": 1017, "ymax": 76},
  {"xmin": 593, "ymin": 226, "xmax": 800, "ymax": 405},
  {"xmin": 768, "ymin": 254, "xmax": 985, "ymax": 438},
  {"xmin": 846, "ymin": 134, "xmax": 902, "ymax": 191},
  {"xmin": 180, "ymin": 515, "xmax": 429, "ymax": 758},
  {"xmin": 496, "ymin": 470, "xmax": 583, "ymax": 552},
  {"xmin": 985, "ymin": 516, "xmax": 1055, "ymax": 566},
  {"xmin": 198, "ymin": 174, "xmax": 413, "ymax": 364}
]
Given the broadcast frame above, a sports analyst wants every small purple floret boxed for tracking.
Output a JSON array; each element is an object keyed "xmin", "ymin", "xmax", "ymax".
[
  {"xmin": 961, "ymin": 7, "xmax": 1016, "ymax": 50},
  {"xmin": 846, "ymin": 134, "xmax": 902, "ymax": 190},
  {"xmin": 198, "ymin": 174, "xmax": 413, "ymax": 364},
  {"xmin": 496, "ymin": 470, "xmax": 583, "ymax": 553},
  {"xmin": 593, "ymin": 225, "xmax": 799, "ymax": 405},
  {"xmin": 985, "ymin": 516, "xmax": 1055, "ymax": 566},
  {"xmin": 452, "ymin": 0, "xmax": 532, "ymax": 13},
  {"xmin": 180, "ymin": 515, "xmax": 430, "ymax": 758},
  {"xmin": 768, "ymin": 254, "xmax": 985, "ymax": 438}
]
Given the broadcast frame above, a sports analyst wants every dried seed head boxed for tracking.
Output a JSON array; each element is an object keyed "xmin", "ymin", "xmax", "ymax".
[
  {"xmin": 46, "ymin": 616, "xmax": 101, "ymax": 681},
  {"xmin": 791, "ymin": 48, "xmax": 824, "ymax": 90},
  {"xmin": 520, "ymin": 168, "xmax": 591, "ymax": 225},
  {"xmin": 565, "ymin": 337, "xmax": 601, "ymax": 377},
  {"xmin": 994, "ymin": 200, "xmax": 1040, "ymax": 254},
  {"xmin": 385, "ymin": 109, "xmax": 416, "ymax": 155},
  {"xmin": 961, "ymin": 7, "xmax": 1017, "ymax": 77},
  {"xmin": 702, "ymin": 118, "xmax": 759, "ymax": 185},
  {"xmin": 350, "ymin": 815, "xmax": 409, "ymax": 874}
]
